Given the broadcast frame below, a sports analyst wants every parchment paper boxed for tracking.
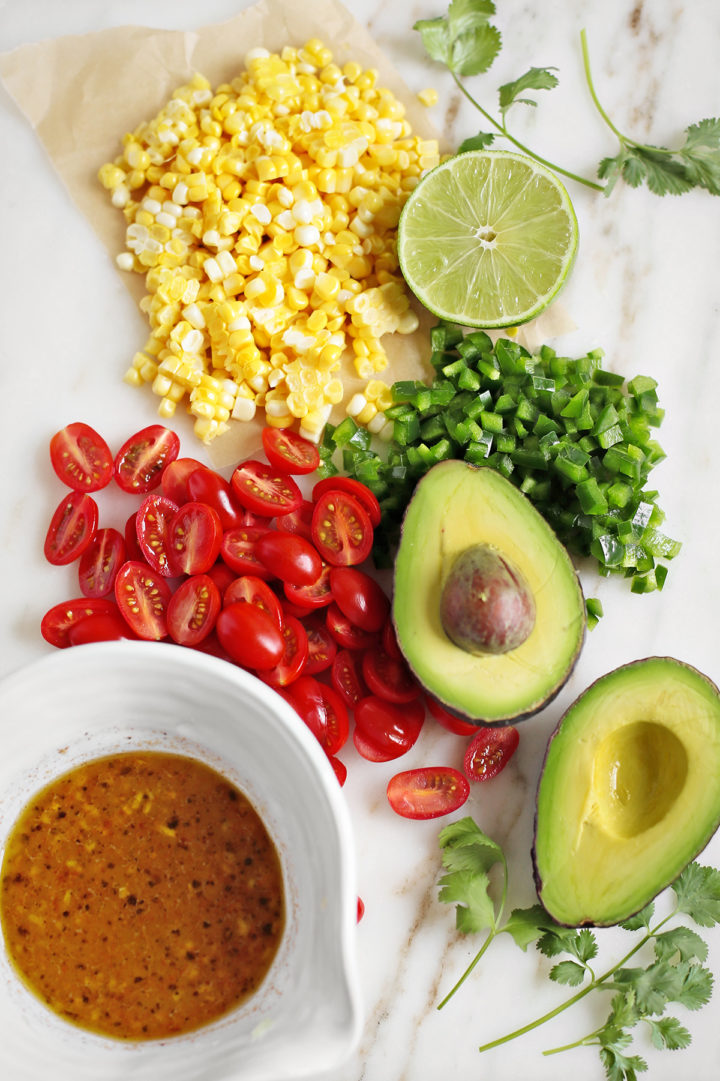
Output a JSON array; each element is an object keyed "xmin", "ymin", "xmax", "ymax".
[{"xmin": 0, "ymin": 0, "xmax": 574, "ymax": 466}]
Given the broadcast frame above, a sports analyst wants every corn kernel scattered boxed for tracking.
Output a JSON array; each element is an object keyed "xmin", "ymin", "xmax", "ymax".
[{"xmin": 100, "ymin": 42, "xmax": 439, "ymax": 442}]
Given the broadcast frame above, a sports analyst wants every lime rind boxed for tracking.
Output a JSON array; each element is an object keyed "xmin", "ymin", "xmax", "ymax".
[{"xmin": 397, "ymin": 149, "xmax": 579, "ymax": 329}]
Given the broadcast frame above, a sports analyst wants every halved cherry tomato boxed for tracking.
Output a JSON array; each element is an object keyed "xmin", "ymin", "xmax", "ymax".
[
  {"xmin": 166, "ymin": 574, "xmax": 221, "ymax": 646},
  {"xmin": 78, "ymin": 527, "xmax": 126, "ymax": 597},
  {"xmin": 326, "ymin": 603, "xmax": 378, "ymax": 650},
  {"xmin": 464, "ymin": 725, "xmax": 519, "ymax": 782},
  {"xmin": 311, "ymin": 490, "xmax": 373, "ymax": 566},
  {"xmin": 124, "ymin": 511, "xmax": 144, "ymax": 562},
  {"xmin": 135, "ymin": 494, "xmax": 179, "ymax": 576},
  {"xmin": 258, "ymin": 614, "xmax": 308, "ymax": 688},
  {"xmin": 44, "ymin": 491, "xmax": 98, "ymax": 565},
  {"xmin": 381, "ymin": 616, "xmax": 403, "ymax": 661},
  {"xmin": 230, "ymin": 459, "xmax": 302, "ymax": 517},
  {"xmin": 114, "ymin": 560, "xmax": 172, "ymax": 640},
  {"xmin": 186, "ymin": 465, "xmax": 246, "ymax": 530},
  {"xmin": 361, "ymin": 647, "xmax": 420, "ymax": 704},
  {"xmin": 289, "ymin": 676, "xmax": 349, "ymax": 756},
  {"xmin": 312, "ymin": 476, "xmax": 381, "ymax": 528},
  {"xmin": 283, "ymin": 561, "xmax": 333, "ymax": 609},
  {"xmin": 224, "ymin": 575, "xmax": 284, "ymax": 628},
  {"xmin": 220, "ymin": 525, "xmax": 272, "ymax": 578},
  {"xmin": 216, "ymin": 602, "xmax": 285, "ymax": 669},
  {"xmin": 302, "ymin": 615, "xmax": 337, "ymax": 675},
  {"xmin": 331, "ymin": 648, "xmax": 367, "ymax": 708},
  {"xmin": 328, "ymin": 756, "xmax": 347, "ymax": 786},
  {"xmin": 387, "ymin": 767, "xmax": 470, "ymax": 820},
  {"xmin": 161, "ymin": 457, "xmax": 203, "ymax": 503},
  {"xmin": 255, "ymin": 532, "xmax": 322, "ymax": 586},
  {"xmin": 114, "ymin": 425, "xmax": 180, "ymax": 494},
  {"xmin": 41, "ymin": 598, "xmax": 119, "ymax": 648},
  {"xmin": 329, "ymin": 567, "xmax": 390, "ymax": 632},
  {"xmin": 275, "ymin": 499, "xmax": 314, "ymax": 540},
  {"xmin": 352, "ymin": 726, "xmax": 399, "ymax": 763},
  {"xmin": 168, "ymin": 501, "xmax": 223, "ymax": 575},
  {"xmin": 68, "ymin": 611, "xmax": 136, "ymax": 645},
  {"xmin": 353, "ymin": 695, "xmax": 425, "ymax": 761},
  {"xmin": 261, "ymin": 427, "xmax": 320, "ymax": 475},
  {"xmin": 426, "ymin": 695, "xmax": 479, "ymax": 737},
  {"xmin": 49, "ymin": 422, "xmax": 113, "ymax": 492}
]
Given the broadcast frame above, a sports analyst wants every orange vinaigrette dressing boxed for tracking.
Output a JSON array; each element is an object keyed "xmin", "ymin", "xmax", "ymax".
[{"xmin": 0, "ymin": 751, "xmax": 285, "ymax": 1040}]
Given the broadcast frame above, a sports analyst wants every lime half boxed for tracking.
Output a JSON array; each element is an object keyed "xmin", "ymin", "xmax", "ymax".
[{"xmin": 397, "ymin": 149, "xmax": 578, "ymax": 329}]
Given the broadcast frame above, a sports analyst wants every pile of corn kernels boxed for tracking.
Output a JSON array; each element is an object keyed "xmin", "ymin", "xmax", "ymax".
[{"xmin": 99, "ymin": 38, "xmax": 439, "ymax": 444}]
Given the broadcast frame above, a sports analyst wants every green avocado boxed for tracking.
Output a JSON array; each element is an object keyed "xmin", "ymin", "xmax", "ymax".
[
  {"xmin": 391, "ymin": 460, "xmax": 586, "ymax": 725},
  {"xmin": 532, "ymin": 657, "xmax": 720, "ymax": 927}
]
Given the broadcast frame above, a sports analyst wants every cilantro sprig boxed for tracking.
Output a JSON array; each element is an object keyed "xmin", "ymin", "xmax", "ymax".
[
  {"xmin": 437, "ymin": 817, "xmax": 720, "ymax": 1078},
  {"xmin": 415, "ymin": 1, "xmax": 720, "ymax": 198}
]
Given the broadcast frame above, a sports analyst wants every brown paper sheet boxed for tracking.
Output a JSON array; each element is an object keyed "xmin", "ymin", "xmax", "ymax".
[{"xmin": 1, "ymin": 0, "xmax": 574, "ymax": 467}]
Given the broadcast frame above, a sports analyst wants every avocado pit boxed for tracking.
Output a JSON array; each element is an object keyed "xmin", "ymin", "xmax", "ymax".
[{"xmin": 440, "ymin": 543, "xmax": 536, "ymax": 655}]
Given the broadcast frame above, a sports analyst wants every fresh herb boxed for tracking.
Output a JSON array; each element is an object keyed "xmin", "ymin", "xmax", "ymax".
[
  {"xmin": 437, "ymin": 817, "xmax": 720, "ymax": 1078},
  {"xmin": 323, "ymin": 321, "xmax": 680, "ymax": 596},
  {"xmin": 415, "ymin": 1, "xmax": 720, "ymax": 198}
]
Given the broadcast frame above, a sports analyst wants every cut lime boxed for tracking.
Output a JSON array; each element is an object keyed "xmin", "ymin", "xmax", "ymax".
[{"xmin": 397, "ymin": 149, "xmax": 578, "ymax": 329}]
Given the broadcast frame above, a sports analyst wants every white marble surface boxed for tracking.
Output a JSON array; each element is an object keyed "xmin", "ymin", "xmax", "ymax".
[{"xmin": 1, "ymin": 1, "xmax": 720, "ymax": 1079}]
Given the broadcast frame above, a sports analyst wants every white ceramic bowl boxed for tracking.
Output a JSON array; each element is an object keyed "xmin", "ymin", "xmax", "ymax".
[{"xmin": 0, "ymin": 641, "xmax": 362, "ymax": 1081}]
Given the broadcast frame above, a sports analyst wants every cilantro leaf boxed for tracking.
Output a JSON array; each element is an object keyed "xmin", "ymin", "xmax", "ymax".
[
  {"xmin": 647, "ymin": 1015, "xmax": 692, "ymax": 1051},
  {"xmin": 502, "ymin": 904, "xmax": 556, "ymax": 950},
  {"xmin": 653, "ymin": 926, "xmax": 708, "ymax": 964},
  {"xmin": 550, "ymin": 959, "xmax": 587, "ymax": 986},
  {"xmin": 672, "ymin": 862, "xmax": 720, "ymax": 926},
  {"xmin": 447, "ymin": 0, "xmax": 497, "ymax": 38},
  {"xmin": 437, "ymin": 817, "xmax": 506, "ymax": 934},
  {"xmin": 613, "ymin": 962, "xmax": 678, "ymax": 1015},
  {"xmin": 620, "ymin": 903, "xmax": 655, "ymax": 931},
  {"xmin": 599, "ymin": 1044, "xmax": 648, "ymax": 1081},
  {"xmin": 438, "ymin": 868, "xmax": 496, "ymax": 933},
  {"xmin": 498, "ymin": 67, "xmax": 559, "ymax": 117},
  {"xmin": 458, "ymin": 131, "xmax": 496, "ymax": 154},
  {"xmin": 669, "ymin": 962, "xmax": 713, "ymax": 1011},
  {"xmin": 679, "ymin": 118, "xmax": 720, "ymax": 194},
  {"xmin": 606, "ymin": 990, "xmax": 641, "ymax": 1030},
  {"xmin": 415, "ymin": 1, "xmax": 501, "ymax": 77},
  {"xmin": 413, "ymin": 17, "xmax": 452, "ymax": 67},
  {"xmin": 450, "ymin": 24, "xmax": 502, "ymax": 76},
  {"xmin": 569, "ymin": 927, "xmax": 598, "ymax": 964},
  {"xmin": 438, "ymin": 816, "xmax": 504, "ymax": 875}
]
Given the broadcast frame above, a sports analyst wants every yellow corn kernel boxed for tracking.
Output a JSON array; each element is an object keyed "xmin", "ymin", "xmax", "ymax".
[
  {"xmin": 417, "ymin": 87, "xmax": 439, "ymax": 107},
  {"xmin": 356, "ymin": 401, "xmax": 377, "ymax": 426}
]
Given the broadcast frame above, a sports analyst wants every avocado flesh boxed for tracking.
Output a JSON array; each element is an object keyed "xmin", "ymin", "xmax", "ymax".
[
  {"xmin": 392, "ymin": 460, "xmax": 585, "ymax": 724},
  {"xmin": 533, "ymin": 657, "xmax": 720, "ymax": 927}
]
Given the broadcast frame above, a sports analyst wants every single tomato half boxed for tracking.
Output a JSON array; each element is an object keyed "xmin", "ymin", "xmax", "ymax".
[
  {"xmin": 261, "ymin": 427, "xmax": 320, "ymax": 475},
  {"xmin": 49, "ymin": 422, "xmax": 113, "ymax": 492},
  {"xmin": 135, "ymin": 494, "xmax": 179, "ymax": 577},
  {"xmin": 216, "ymin": 602, "xmax": 285, "ymax": 670},
  {"xmin": 255, "ymin": 531, "xmax": 323, "ymax": 586},
  {"xmin": 223, "ymin": 575, "xmax": 284, "ymax": 628},
  {"xmin": 361, "ymin": 646, "xmax": 420, "ymax": 705},
  {"xmin": 186, "ymin": 465, "xmax": 246, "ymax": 530},
  {"xmin": 77, "ymin": 526, "xmax": 126, "ymax": 597},
  {"xmin": 44, "ymin": 491, "xmax": 98, "ymax": 566},
  {"xmin": 387, "ymin": 767, "xmax": 470, "ymax": 820},
  {"xmin": 168, "ymin": 501, "xmax": 223, "ymax": 576},
  {"xmin": 114, "ymin": 560, "xmax": 172, "ymax": 640},
  {"xmin": 463, "ymin": 725, "xmax": 520, "ymax": 782},
  {"xmin": 166, "ymin": 574, "xmax": 221, "ymax": 647},
  {"xmin": 161, "ymin": 456, "xmax": 204, "ymax": 504},
  {"xmin": 230, "ymin": 459, "xmax": 302, "ymax": 517},
  {"xmin": 353, "ymin": 695, "xmax": 425, "ymax": 761},
  {"xmin": 257, "ymin": 614, "xmax": 308, "ymax": 688},
  {"xmin": 220, "ymin": 525, "xmax": 272, "ymax": 578},
  {"xmin": 114, "ymin": 424, "xmax": 180, "ymax": 494},
  {"xmin": 312, "ymin": 476, "xmax": 381, "ymax": 528},
  {"xmin": 288, "ymin": 676, "xmax": 349, "ymax": 756},
  {"xmin": 311, "ymin": 490, "xmax": 373, "ymax": 566}
]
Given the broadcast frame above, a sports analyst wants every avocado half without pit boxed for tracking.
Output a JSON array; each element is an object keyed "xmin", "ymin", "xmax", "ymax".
[
  {"xmin": 533, "ymin": 657, "xmax": 720, "ymax": 927},
  {"xmin": 392, "ymin": 460, "xmax": 586, "ymax": 725}
]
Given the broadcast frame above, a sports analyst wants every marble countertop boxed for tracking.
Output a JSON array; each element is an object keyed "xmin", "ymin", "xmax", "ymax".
[{"xmin": 1, "ymin": 1, "xmax": 720, "ymax": 1079}]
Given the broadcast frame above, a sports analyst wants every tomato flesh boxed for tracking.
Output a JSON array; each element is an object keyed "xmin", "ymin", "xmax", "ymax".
[
  {"xmin": 326, "ymin": 603, "xmax": 379, "ymax": 651},
  {"xmin": 464, "ymin": 725, "xmax": 520, "ymax": 782},
  {"xmin": 114, "ymin": 560, "xmax": 172, "ymax": 640},
  {"xmin": 41, "ymin": 598, "xmax": 119, "ymax": 649},
  {"xmin": 216, "ymin": 602, "xmax": 285, "ymax": 669},
  {"xmin": 230, "ymin": 459, "xmax": 302, "ymax": 517},
  {"xmin": 168, "ymin": 501, "xmax": 223, "ymax": 576},
  {"xmin": 302, "ymin": 615, "xmax": 337, "ymax": 675},
  {"xmin": 312, "ymin": 476, "xmax": 381, "ymax": 528},
  {"xmin": 161, "ymin": 457, "xmax": 203, "ymax": 503},
  {"xmin": 166, "ymin": 574, "xmax": 221, "ymax": 646},
  {"xmin": 223, "ymin": 575, "xmax": 284, "ymax": 628},
  {"xmin": 361, "ymin": 647, "xmax": 420, "ymax": 704},
  {"xmin": 78, "ymin": 527, "xmax": 126, "ymax": 598},
  {"xmin": 114, "ymin": 425, "xmax": 180, "ymax": 494},
  {"xmin": 135, "ymin": 494, "xmax": 179, "ymax": 576},
  {"xmin": 311, "ymin": 491, "xmax": 373, "ymax": 566},
  {"xmin": 49, "ymin": 422, "xmax": 113, "ymax": 492},
  {"xmin": 283, "ymin": 561, "xmax": 333, "ymax": 609},
  {"xmin": 261, "ymin": 427, "xmax": 320, "ymax": 475},
  {"xmin": 44, "ymin": 491, "xmax": 98, "ymax": 566},
  {"xmin": 387, "ymin": 767, "xmax": 470, "ymax": 820},
  {"xmin": 220, "ymin": 525, "xmax": 272, "ymax": 578},
  {"xmin": 289, "ymin": 676, "xmax": 349, "ymax": 756},
  {"xmin": 331, "ymin": 648, "xmax": 367, "ymax": 708}
]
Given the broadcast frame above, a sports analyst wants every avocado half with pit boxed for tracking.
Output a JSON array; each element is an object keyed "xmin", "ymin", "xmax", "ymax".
[
  {"xmin": 392, "ymin": 460, "xmax": 586, "ymax": 725},
  {"xmin": 533, "ymin": 657, "xmax": 720, "ymax": 927}
]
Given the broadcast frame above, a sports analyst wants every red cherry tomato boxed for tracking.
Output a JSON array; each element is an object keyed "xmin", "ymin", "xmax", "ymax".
[
  {"xmin": 220, "ymin": 525, "xmax": 272, "ymax": 578},
  {"xmin": 464, "ymin": 725, "xmax": 520, "ymax": 782},
  {"xmin": 224, "ymin": 575, "xmax": 284, "ymax": 629},
  {"xmin": 68, "ymin": 611, "xmax": 136, "ymax": 646},
  {"xmin": 49, "ymin": 422, "xmax": 113, "ymax": 492},
  {"xmin": 114, "ymin": 560, "xmax": 172, "ymax": 640},
  {"xmin": 186, "ymin": 465, "xmax": 246, "ymax": 530},
  {"xmin": 135, "ymin": 494, "xmax": 179, "ymax": 576},
  {"xmin": 78, "ymin": 527, "xmax": 126, "ymax": 597},
  {"xmin": 302, "ymin": 615, "xmax": 337, "ymax": 675},
  {"xmin": 361, "ymin": 647, "xmax": 421, "ymax": 704},
  {"xmin": 426, "ymin": 696, "xmax": 479, "ymax": 737},
  {"xmin": 326, "ymin": 603, "xmax": 379, "ymax": 650},
  {"xmin": 255, "ymin": 532, "xmax": 322, "ymax": 586},
  {"xmin": 261, "ymin": 427, "xmax": 321, "ymax": 475},
  {"xmin": 312, "ymin": 476, "xmax": 381, "ymax": 528},
  {"xmin": 124, "ymin": 511, "xmax": 144, "ymax": 562},
  {"xmin": 230, "ymin": 459, "xmax": 302, "ymax": 517},
  {"xmin": 44, "ymin": 491, "xmax": 98, "ymax": 565},
  {"xmin": 381, "ymin": 616, "xmax": 403, "ymax": 661},
  {"xmin": 352, "ymin": 725, "xmax": 399, "ymax": 763},
  {"xmin": 353, "ymin": 695, "xmax": 425, "ymax": 761},
  {"xmin": 114, "ymin": 425, "xmax": 180, "ymax": 494},
  {"xmin": 258, "ymin": 615, "xmax": 308, "ymax": 688},
  {"xmin": 283, "ymin": 561, "xmax": 333, "ymax": 609},
  {"xmin": 331, "ymin": 648, "xmax": 367, "ymax": 708},
  {"xmin": 356, "ymin": 896, "xmax": 365, "ymax": 922},
  {"xmin": 166, "ymin": 574, "xmax": 221, "ymax": 646},
  {"xmin": 311, "ymin": 490, "xmax": 373, "ymax": 566},
  {"xmin": 161, "ymin": 457, "xmax": 203, "ymax": 503},
  {"xmin": 275, "ymin": 499, "xmax": 314, "ymax": 540},
  {"xmin": 205, "ymin": 561, "xmax": 238, "ymax": 595},
  {"xmin": 387, "ymin": 767, "xmax": 470, "ymax": 820},
  {"xmin": 289, "ymin": 676, "xmax": 349, "ymax": 756},
  {"xmin": 329, "ymin": 567, "xmax": 390, "ymax": 632},
  {"xmin": 41, "ymin": 598, "xmax": 119, "ymax": 649},
  {"xmin": 216, "ymin": 602, "xmax": 285, "ymax": 670},
  {"xmin": 168, "ymin": 501, "xmax": 223, "ymax": 575},
  {"xmin": 328, "ymin": 756, "xmax": 347, "ymax": 786}
]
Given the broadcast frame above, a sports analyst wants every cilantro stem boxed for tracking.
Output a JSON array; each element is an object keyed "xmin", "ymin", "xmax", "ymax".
[
  {"xmin": 437, "ymin": 930, "xmax": 499, "ymax": 1009},
  {"xmin": 451, "ymin": 72, "xmax": 605, "ymax": 191}
]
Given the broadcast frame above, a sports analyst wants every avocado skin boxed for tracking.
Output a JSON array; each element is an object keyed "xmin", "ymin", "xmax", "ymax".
[
  {"xmin": 391, "ymin": 460, "xmax": 586, "ymax": 727},
  {"xmin": 532, "ymin": 657, "xmax": 720, "ymax": 928}
]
